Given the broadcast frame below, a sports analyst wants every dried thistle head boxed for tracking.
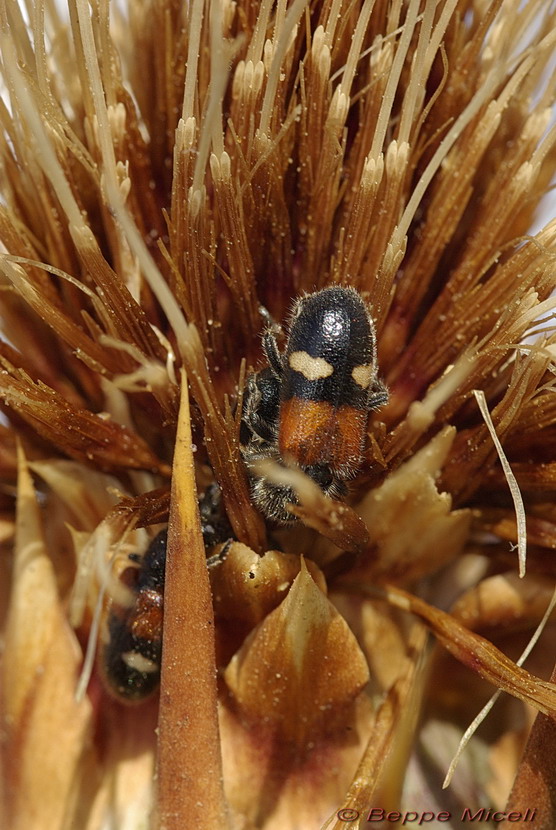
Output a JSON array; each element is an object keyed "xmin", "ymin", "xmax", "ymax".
[{"xmin": 1, "ymin": 1, "xmax": 556, "ymax": 829}]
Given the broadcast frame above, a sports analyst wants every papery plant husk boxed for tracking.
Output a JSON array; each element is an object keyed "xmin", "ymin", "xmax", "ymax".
[{"xmin": 1, "ymin": 0, "xmax": 556, "ymax": 829}]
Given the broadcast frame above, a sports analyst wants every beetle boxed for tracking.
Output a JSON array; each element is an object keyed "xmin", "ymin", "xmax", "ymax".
[
  {"xmin": 101, "ymin": 528, "xmax": 166, "ymax": 702},
  {"xmin": 240, "ymin": 286, "xmax": 388, "ymax": 523},
  {"xmin": 100, "ymin": 485, "xmax": 232, "ymax": 702}
]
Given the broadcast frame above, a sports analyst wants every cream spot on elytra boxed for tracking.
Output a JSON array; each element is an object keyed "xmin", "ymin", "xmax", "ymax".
[
  {"xmin": 351, "ymin": 364, "xmax": 374, "ymax": 389},
  {"xmin": 121, "ymin": 652, "xmax": 159, "ymax": 673},
  {"xmin": 289, "ymin": 351, "xmax": 334, "ymax": 380}
]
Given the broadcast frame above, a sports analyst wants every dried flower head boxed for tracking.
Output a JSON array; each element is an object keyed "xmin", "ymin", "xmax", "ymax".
[{"xmin": 1, "ymin": 1, "xmax": 556, "ymax": 829}]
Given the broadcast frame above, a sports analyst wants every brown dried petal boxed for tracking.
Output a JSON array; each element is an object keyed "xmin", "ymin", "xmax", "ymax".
[
  {"xmin": 324, "ymin": 622, "xmax": 430, "ymax": 830},
  {"xmin": 209, "ymin": 541, "xmax": 327, "ymax": 627},
  {"xmin": 224, "ymin": 558, "xmax": 370, "ymax": 738},
  {"xmin": 0, "ymin": 445, "xmax": 92, "ymax": 830},
  {"xmin": 357, "ymin": 427, "xmax": 471, "ymax": 582},
  {"xmin": 451, "ymin": 572, "xmax": 556, "ymax": 634},
  {"xmin": 221, "ymin": 560, "xmax": 372, "ymax": 829}
]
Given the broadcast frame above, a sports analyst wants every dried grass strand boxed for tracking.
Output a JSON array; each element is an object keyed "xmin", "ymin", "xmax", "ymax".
[{"xmin": 474, "ymin": 388, "xmax": 527, "ymax": 578}]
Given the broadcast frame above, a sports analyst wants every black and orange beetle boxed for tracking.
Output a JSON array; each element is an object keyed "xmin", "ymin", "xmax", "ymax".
[{"xmin": 241, "ymin": 286, "xmax": 388, "ymax": 523}]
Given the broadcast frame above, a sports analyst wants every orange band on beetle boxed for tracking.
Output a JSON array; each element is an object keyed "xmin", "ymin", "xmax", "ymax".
[
  {"xmin": 279, "ymin": 397, "xmax": 367, "ymax": 471},
  {"xmin": 129, "ymin": 590, "xmax": 164, "ymax": 640}
]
